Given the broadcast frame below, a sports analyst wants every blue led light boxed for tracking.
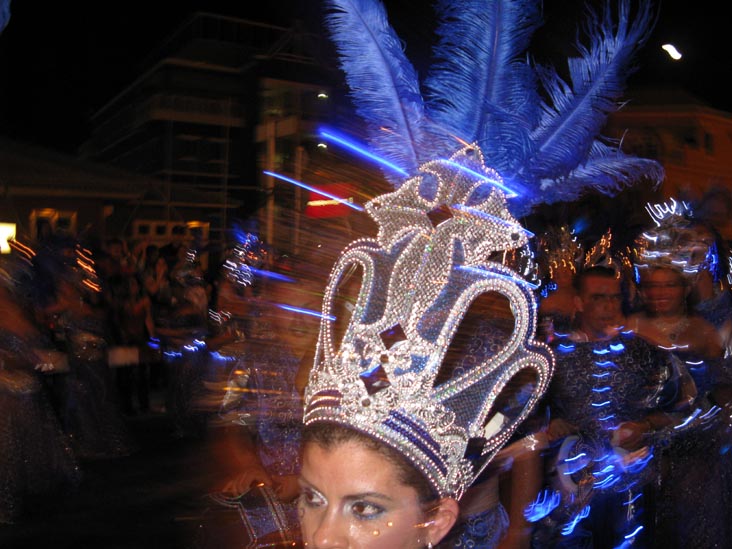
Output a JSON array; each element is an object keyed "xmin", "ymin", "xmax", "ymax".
[
  {"xmin": 277, "ymin": 303, "xmax": 336, "ymax": 321},
  {"xmin": 318, "ymin": 128, "xmax": 409, "ymax": 177},
  {"xmin": 263, "ymin": 170, "xmax": 364, "ymax": 212}
]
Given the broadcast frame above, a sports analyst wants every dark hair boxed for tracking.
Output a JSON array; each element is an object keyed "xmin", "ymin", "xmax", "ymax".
[
  {"xmin": 573, "ymin": 266, "xmax": 617, "ymax": 293},
  {"xmin": 302, "ymin": 423, "xmax": 438, "ymax": 504}
]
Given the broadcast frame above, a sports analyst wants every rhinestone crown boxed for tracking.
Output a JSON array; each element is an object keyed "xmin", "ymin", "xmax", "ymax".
[{"xmin": 304, "ymin": 146, "xmax": 554, "ymax": 499}]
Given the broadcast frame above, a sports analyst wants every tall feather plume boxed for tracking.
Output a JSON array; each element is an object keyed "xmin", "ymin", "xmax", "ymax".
[
  {"xmin": 323, "ymin": 0, "xmax": 662, "ymax": 217},
  {"xmin": 520, "ymin": 0, "xmax": 659, "ymax": 210},
  {"xmin": 423, "ymin": 0, "xmax": 542, "ymax": 176},
  {"xmin": 324, "ymin": 0, "xmax": 426, "ymax": 186}
]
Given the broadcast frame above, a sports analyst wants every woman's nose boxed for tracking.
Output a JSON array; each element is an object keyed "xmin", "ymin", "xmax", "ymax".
[{"xmin": 310, "ymin": 511, "xmax": 348, "ymax": 548}]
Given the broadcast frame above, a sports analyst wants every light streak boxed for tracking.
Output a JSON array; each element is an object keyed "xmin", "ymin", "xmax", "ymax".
[
  {"xmin": 562, "ymin": 506, "xmax": 590, "ymax": 536},
  {"xmin": 263, "ymin": 170, "xmax": 364, "ymax": 212},
  {"xmin": 624, "ymin": 525, "xmax": 644, "ymax": 540},
  {"xmin": 524, "ymin": 490, "xmax": 561, "ymax": 522},
  {"xmin": 318, "ymin": 128, "xmax": 409, "ymax": 177},
  {"xmin": 443, "ymin": 160, "xmax": 518, "ymax": 197},
  {"xmin": 277, "ymin": 303, "xmax": 336, "ymax": 321}
]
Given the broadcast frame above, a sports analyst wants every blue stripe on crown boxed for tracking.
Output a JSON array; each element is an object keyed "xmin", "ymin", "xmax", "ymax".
[{"xmin": 384, "ymin": 410, "xmax": 447, "ymax": 476}]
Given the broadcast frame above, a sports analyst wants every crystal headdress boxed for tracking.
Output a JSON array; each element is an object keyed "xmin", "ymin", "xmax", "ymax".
[
  {"xmin": 304, "ymin": 0, "xmax": 661, "ymax": 499},
  {"xmin": 304, "ymin": 145, "xmax": 554, "ymax": 498},
  {"xmin": 634, "ymin": 198, "xmax": 720, "ymax": 277}
]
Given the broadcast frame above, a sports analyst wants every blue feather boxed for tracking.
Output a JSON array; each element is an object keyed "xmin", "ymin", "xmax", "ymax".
[
  {"xmin": 526, "ymin": 0, "xmax": 655, "ymax": 183},
  {"xmin": 324, "ymin": 0, "xmax": 426, "ymax": 186},
  {"xmin": 323, "ymin": 0, "xmax": 662, "ymax": 217},
  {"xmin": 423, "ymin": 0, "xmax": 542, "ymax": 175},
  {"xmin": 511, "ymin": 138, "xmax": 664, "ymax": 217}
]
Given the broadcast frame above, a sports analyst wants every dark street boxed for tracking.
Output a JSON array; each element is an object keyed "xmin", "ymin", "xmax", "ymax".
[{"xmin": 0, "ymin": 395, "xmax": 223, "ymax": 549}]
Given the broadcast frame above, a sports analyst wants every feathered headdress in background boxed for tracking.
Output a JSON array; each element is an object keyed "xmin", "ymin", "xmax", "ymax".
[{"xmin": 324, "ymin": 0, "xmax": 663, "ymax": 217}]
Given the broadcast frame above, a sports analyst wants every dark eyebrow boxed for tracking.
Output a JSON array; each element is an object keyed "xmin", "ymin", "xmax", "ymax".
[
  {"xmin": 343, "ymin": 492, "xmax": 394, "ymax": 503},
  {"xmin": 297, "ymin": 477, "xmax": 394, "ymax": 503}
]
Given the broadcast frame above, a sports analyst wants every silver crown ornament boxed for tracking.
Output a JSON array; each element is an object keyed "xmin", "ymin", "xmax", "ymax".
[{"xmin": 304, "ymin": 145, "xmax": 554, "ymax": 499}]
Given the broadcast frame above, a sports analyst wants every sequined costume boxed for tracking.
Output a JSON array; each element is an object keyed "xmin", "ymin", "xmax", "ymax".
[
  {"xmin": 534, "ymin": 331, "xmax": 681, "ymax": 548},
  {"xmin": 439, "ymin": 505, "xmax": 509, "ymax": 549},
  {"xmin": 0, "ymin": 332, "xmax": 80, "ymax": 524},
  {"xmin": 651, "ymin": 348, "xmax": 732, "ymax": 549},
  {"xmin": 59, "ymin": 311, "xmax": 135, "ymax": 459}
]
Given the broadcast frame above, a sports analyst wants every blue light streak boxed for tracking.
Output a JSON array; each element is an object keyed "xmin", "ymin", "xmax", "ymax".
[
  {"xmin": 249, "ymin": 267, "xmax": 296, "ymax": 283},
  {"xmin": 524, "ymin": 490, "xmax": 561, "ymax": 522},
  {"xmin": 623, "ymin": 493, "xmax": 642, "ymax": 506},
  {"xmin": 263, "ymin": 170, "xmax": 364, "ymax": 212},
  {"xmin": 624, "ymin": 525, "xmax": 644, "ymax": 540},
  {"xmin": 674, "ymin": 408, "xmax": 702, "ymax": 430},
  {"xmin": 277, "ymin": 303, "xmax": 336, "ymax": 321},
  {"xmin": 625, "ymin": 451, "xmax": 654, "ymax": 473},
  {"xmin": 318, "ymin": 128, "xmax": 409, "ymax": 177},
  {"xmin": 209, "ymin": 351, "xmax": 238, "ymax": 362},
  {"xmin": 594, "ymin": 474, "xmax": 618, "ymax": 488},
  {"xmin": 562, "ymin": 506, "xmax": 590, "ymax": 536},
  {"xmin": 443, "ymin": 160, "xmax": 518, "ymax": 197}
]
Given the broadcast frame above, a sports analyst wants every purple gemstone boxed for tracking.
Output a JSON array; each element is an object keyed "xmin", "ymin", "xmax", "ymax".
[
  {"xmin": 380, "ymin": 323, "xmax": 407, "ymax": 349},
  {"xmin": 359, "ymin": 363, "xmax": 391, "ymax": 395},
  {"xmin": 427, "ymin": 204, "xmax": 452, "ymax": 228}
]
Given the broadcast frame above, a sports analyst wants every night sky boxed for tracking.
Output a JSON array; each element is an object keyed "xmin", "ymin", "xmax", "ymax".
[{"xmin": 0, "ymin": 1, "xmax": 729, "ymax": 154}]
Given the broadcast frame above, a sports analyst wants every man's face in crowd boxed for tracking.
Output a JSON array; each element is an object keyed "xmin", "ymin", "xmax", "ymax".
[{"xmin": 575, "ymin": 274, "xmax": 623, "ymax": 339}]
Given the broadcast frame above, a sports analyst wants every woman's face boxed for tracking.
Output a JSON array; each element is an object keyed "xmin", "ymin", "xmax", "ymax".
[
  {"xmin": 299, "ymin": 440, "xmax": 432, "ymax": 548},
  {"xmin": 641, "ymin": 268, "xmax": 687, "ymax": 316}
]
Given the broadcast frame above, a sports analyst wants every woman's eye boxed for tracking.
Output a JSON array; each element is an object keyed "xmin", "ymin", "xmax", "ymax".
[
  {"xmin": 300, "ymin": 488, "xmax": 325, "ymax": 508},
  {"xmin": 350, "ymin": 501, "xmax": 385, "ymax": 520}
]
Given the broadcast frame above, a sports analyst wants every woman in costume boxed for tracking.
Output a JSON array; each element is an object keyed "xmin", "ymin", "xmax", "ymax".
[
  {"xmin": 298, "ymin": 0, "xmax": 662, "ymax": 546},
  {"xmin": 628, "ymin": 207, "xmax": 732, "ymax": 548}
]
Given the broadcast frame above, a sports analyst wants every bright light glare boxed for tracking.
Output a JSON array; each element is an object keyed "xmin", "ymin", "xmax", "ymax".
[
  {"xmin": 0, "ymin": 223, "xmax": 16, "ymax": 254},
  {"xmin": 661, "ymin": 44, "xmax": 682, "ymax": 61}
]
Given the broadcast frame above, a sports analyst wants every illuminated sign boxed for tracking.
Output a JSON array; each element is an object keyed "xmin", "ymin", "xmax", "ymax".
[
  {"xmin": 0, "ymin": 223, "xmax": 16, "ymax": 253},
  {"xmin": 305, "ymin": 183, "xmax": 358, "ymax": 218}
]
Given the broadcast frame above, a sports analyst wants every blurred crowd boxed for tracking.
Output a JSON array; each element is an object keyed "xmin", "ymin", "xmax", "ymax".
[{"xmin": 2, "ymin": 186, "xmax": 732, "ymax": 549}]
